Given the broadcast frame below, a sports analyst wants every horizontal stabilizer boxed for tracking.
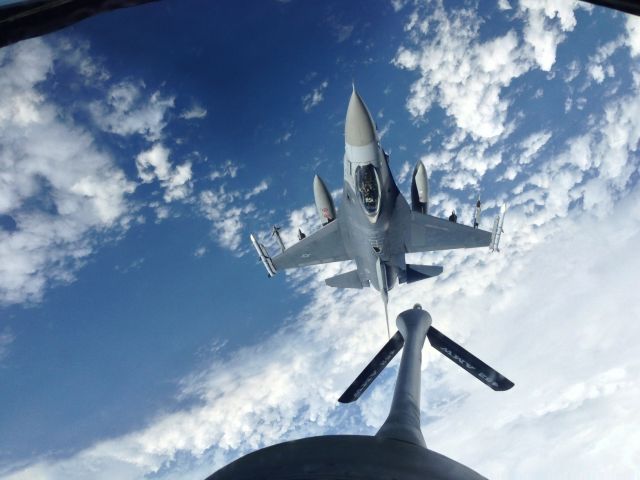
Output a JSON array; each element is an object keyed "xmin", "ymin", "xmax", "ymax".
[
  {"xmin": 406, "ymin": 264, "xmax": 443, "ymax": 284},
  {"xmin": 427, "ymin": 327, "xmax": 514, "ymax": 391},
  {"xmin": 339, "ymin": 331, "xmax": 404, "ymax": 403},
  {"xmin": 325, "ymin": 269, "xmax": 366, "ymax": 289}
]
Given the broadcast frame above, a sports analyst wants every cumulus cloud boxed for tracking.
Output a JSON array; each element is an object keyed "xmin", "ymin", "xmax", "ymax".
[
  {"xmin": 244, "ymin": 180, "xmax": 269, "ymax": 199},
  {"xmin": 584, "ymin": 37, "xmax": 624, "ymax": 86},
  {"xmin": 135, "ymin": 144, "xmax": 193, "ymax": 202},
  {"xmin": 209, "ymin": 160, "xmax": 239, "ymax": 180},
  {"xmin": 302, "ymin": 80, "xmax": 329, "ymax": 112},
  {"xmin": 564, "ymin": 59, "xmax": 581, "ymax": 82},
  {"xmin": 0, "ymin": 39, "xmax": 136, "ymax": 305},
  {"xmin": 519, "ymin": 0, "xmax": 578, "ymax": 71},
  {"xmin": 625, "ymin": 15, "xmax": 640, "ymax": 58},
  {"xmin": 5, "ymin": 5, "xmax": 640, "ymax": 480},
  {"xmin": 393, "ymin": 1, "xmax": 579, "ymax": 142},
  {"xmin": 89, "ymin": 81, "xmax": 175, "ymax": 141},
  {"xmin": 519, "ymin": 130, "xmax": 552, "ymax": 165},
  {"xmin": 57, "ymin": 38, "xmax": 111, "ymax": 83},
  {"xmin": 179, "ymin": 104, "xmax": 208, "ymax": 120},
  {"xmin": 390, "ymin": 0, "xmax": 408, "ymax": 12},
  {"xmin": 8, "ymin": 159, "xmax": 640, "ymax": 479},
  {"xmin": 8, "ymin": 51, "xmax": 640, "ymax": 478},
  {"xmin": 393, "ymin": 5, "xmax": 530, "ymax": 142},
  {"xmin": 199, "ymin": 188, "xmax": 256, "ymax": 253}
]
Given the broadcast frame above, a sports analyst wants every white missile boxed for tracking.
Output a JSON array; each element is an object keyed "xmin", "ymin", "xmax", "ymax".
[
  {"xmin": 410, "ymin": 162, "xmax": 429, "ymax": 214},
  {"xmin": 489, "ymin": 204, "xmax": 507, "ymax": 252},
  {"xmin": 313, "ymin": 175, "xmax": 336, "ymax": 226},
  {"xmin": 250, "ymin": 234, "xmax": 276, "ymax": 277}
]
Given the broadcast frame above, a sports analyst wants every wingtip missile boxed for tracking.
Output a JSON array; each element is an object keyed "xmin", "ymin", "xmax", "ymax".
[
  {"xmin": 250, "ymin": 233, "xmax": 277, "ymax": 277},
  {"xmin": 489, "ymin": 204, "xmax": 507, "ymax": 252}
]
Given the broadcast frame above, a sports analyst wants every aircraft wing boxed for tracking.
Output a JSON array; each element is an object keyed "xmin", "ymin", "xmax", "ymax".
[
  {"xmin": 405, "ymin": 212, "xmax": 492, "ymax": 253},
  {"xmin": 271, "ymin": 219, "xmax": 350, "ymax": 270}
]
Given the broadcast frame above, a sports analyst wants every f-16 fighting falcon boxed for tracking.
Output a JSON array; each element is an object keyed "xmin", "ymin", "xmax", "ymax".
[{"xmin": 251, "ymin": 87, "xmax": 506, "ymax": 336}]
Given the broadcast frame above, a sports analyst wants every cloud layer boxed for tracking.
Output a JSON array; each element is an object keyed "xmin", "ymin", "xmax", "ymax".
[
  {"xmin": 3, "ymin": 4, "xmax": 640, "ymax": 480},
  {"xmin": 0, "ymin": 40, "xmax": 135, "ymax": 304},
  {"xmin": 6, "ymin": 42, "xmax": 640, "ymax": 477}
]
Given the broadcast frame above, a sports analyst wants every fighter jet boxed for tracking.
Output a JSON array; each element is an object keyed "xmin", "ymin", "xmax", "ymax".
[{"xmin": 251, "ymin": 87, "xmax": 506, "ymax": 336}]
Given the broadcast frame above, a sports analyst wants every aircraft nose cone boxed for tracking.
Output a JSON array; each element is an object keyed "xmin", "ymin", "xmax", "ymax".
[{"xmin": 345, "ymin": 88, "xmax": 377, "ymax": 146}]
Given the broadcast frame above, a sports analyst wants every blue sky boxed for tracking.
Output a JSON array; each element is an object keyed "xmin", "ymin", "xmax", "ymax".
[{"xmin": 1, "ymin": 1, "xmax": 640, "ymax": 478}]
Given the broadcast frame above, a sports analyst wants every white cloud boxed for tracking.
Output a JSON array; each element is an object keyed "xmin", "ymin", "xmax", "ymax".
[
  {"xmin": 275, "ymin": 131, "xmax": 292, "ymax": 144},
  {"xmin": 135, "ymin": 144, "xmax": 193, "ymax": 202},
  {"xmin": 393, "ymin": 1, "xmax": 579, "ymax": 142},
  {"xmin": 564, "ymin": 59, "xmax": 580, "ymax": 82},
  {"xmin": 584, "ymin": 37, "xmax": 624, "ymax": 86},
  {"xmin": 378, "ymin": 119, "xmax": 393, "ymax": 139},
  {"xmin": 396, "ymin": 161, "xmax": 412, "ymax": 184},
  {"xmin": 393, "ymin": 4, "xmax": 531, "ymax": 142},
  {"xmin": 0, "ymin": 39, "xmax": 136, "ymax": 305},
  {"xmin": 244, "ymin": 180, "xmax": 269, "ymax": 199},
  {"xmin": 199, "ymin": 188, "xmax": 256, "ymax": 252},
  {"xmin": 519, "ymin": 130, "xmax": 552, "ymax": 164},
  {"xmin": 209, "ymin": 160, "xmax": 239, "ymax": 180},
  {"xmin": 89, "ymin": 81, "xmax": 175, "ymax": 141},
  {"xmin": 55, "ymin": 38, "xmax": 111, "ymax": 83},
  {"xmin": 519, "ymin": 0, "xmax": 578, "ymax": 71},
  {"xmin": 589, "ymin": 63, "xmax": 605, "ymax": 83},
  {"xmin": 5, "ymin": 6, "xmax": 640, "ymax": 480},
  {"xmin": 625, "ymin": 15, "xmax": 640, "ymax": 58},
  {"xmin": 302, "ymin": 80, "xmax": 329, "ymax": 112},
  {"xmin": 179, "ymin": 104, "xmax": 208, "ymax": 120},
  {"xmin": 390, "ymin": 0, "xmax": 408, "ymax": 12},
  {"xmin": 8, "ymin": 171, "xmax": 640, "ymax": 479}
]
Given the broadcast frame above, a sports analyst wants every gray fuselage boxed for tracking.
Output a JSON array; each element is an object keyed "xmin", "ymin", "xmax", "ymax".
[
  {"xmin": 340, "ymin": 147, "xmax": 411, "ymax": 295},
  {"xmin": 339, "ymin": 89, "xmax": 412, "ymax": 298}
]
